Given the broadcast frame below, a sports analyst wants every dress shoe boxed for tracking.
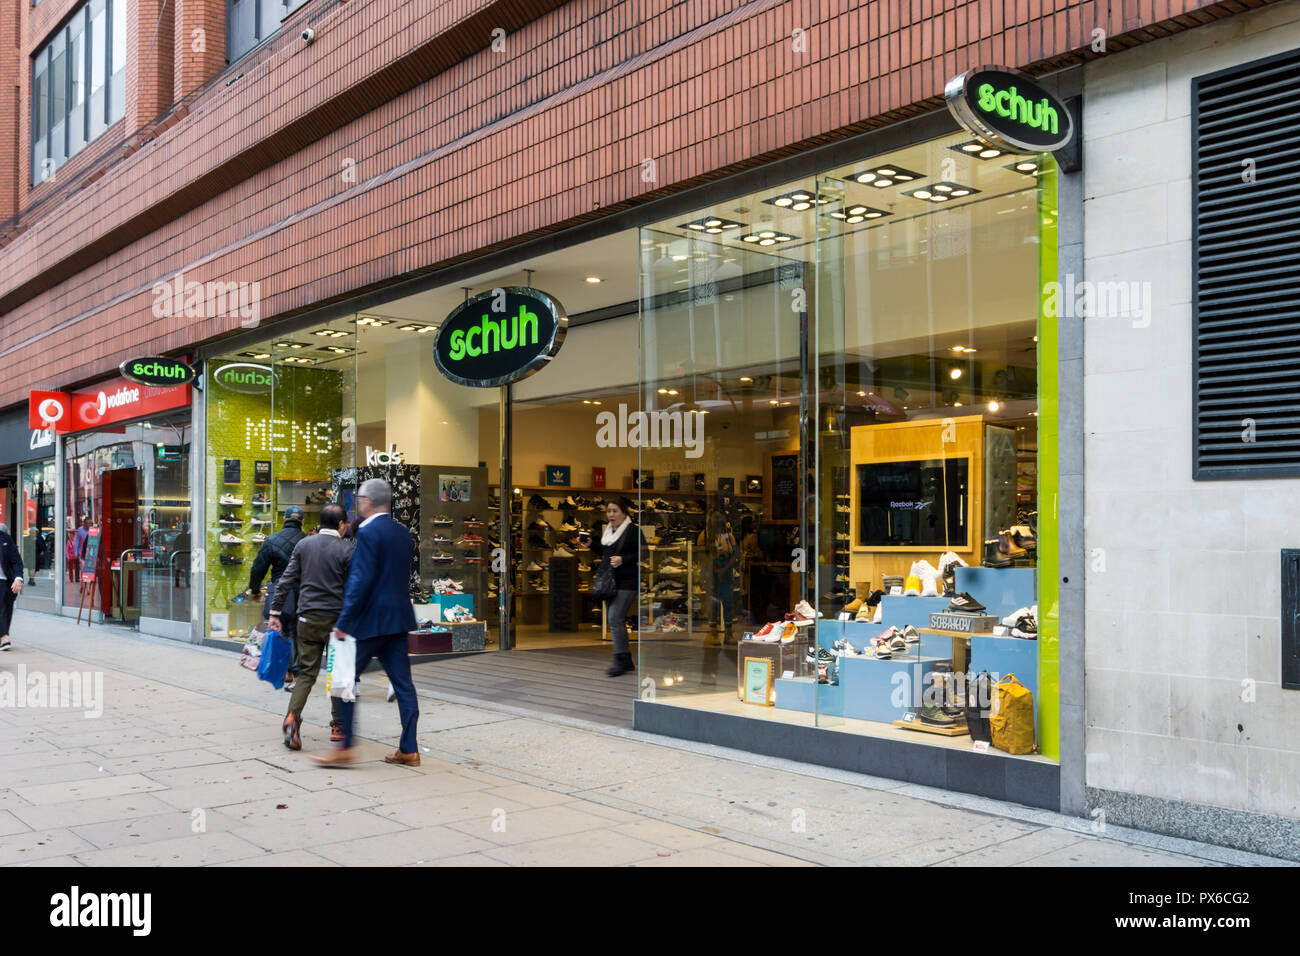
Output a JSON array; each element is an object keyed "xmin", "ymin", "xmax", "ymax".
[
  {"xmin": 383, "ymin": 750, "xmax": 421, "ymax": 767},
  {"xmin": 312, "ymin": 747, "xmax": 356, "ymax": 765},
  {"xmin": 282, "ymin": 714, "xmax": 301, "ymax": 751}
]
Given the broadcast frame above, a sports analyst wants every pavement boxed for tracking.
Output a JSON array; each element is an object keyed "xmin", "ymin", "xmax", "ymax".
[{"xmin": 0, "ymin": 609, "xmax": 1285, "ymax": 867}]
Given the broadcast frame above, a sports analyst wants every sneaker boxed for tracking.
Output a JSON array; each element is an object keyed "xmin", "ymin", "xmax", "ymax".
[
  {"xmin": 918, "ymin": 706, "xmax": 955, "ymax": 727},
  {"xmin": 855, "ymin": 603, "xmax": 874, "ymax": 622},
  {"xmin": 1011, "ymin": 615, "xmax": 1038, "ymax": 639},
  {"xmin": 560, "ymin": 519, "xmax": 582, "ymax": 531},
  {"xmin": 552, "ymin": 546, "xmax": 574, "ymax": 558},
  {"xmin": 249, "ymin": 516, "xmax": 270, "ymax": 526},
  {"xmin": 219, "ymin": 493, "xmax": 243, "ymax": 506},
  {"xmin": 1000, "ymin": 606, "xmax": 1031, "ymax": 628},
  {"xmin": 752, "ymin": 622, "xmax": 778, "ymax": 641},
  {"xmin": 250, "ymin": 532, "xmax": 266, "ymax": 544},
  {"xmin": 463, "ymin": 514, "xmax": 483, "ymax": 528},
  {"xmin": 805, "ymin": 646, "xmax": 836, "ymax": 667},
  {"xmin": 219, "ymin": 553, "xmax": 244, "ymax": 566},
  {"xmin": 432, "ymin": 514, "xmax": 453, "ymax": 526},
  {"xmin": 901, "ymin": 624, "xmax": 920, "ymax": 644},
  {"xmin": 251, "ymin": 493, "xmax": 270, "ymax": 507},
  {"xmin": 794, "ymin": 599, "xmax": 820, "ymax": 620},
  {"xmin": 528, "ymin": 493, "xmax": 554, "ymax": 510},
  {"xmin": 431, "ymin": 534, "xmax": 452, "ymax": 545},
  {"xmin": 457, "ymin": 533, "xmax": 485, "ymax": 546},
  {"xmin": 903, "ymin": 574, "xmax": 922, "ymax": 596},
  {"xmin": 218, "ymin": 512, "xmax": 241, "ymax": 525},
  {"xmin": 869, "ymin": 639, "xmax": 892, "ymax": 659},
  {"xmin": 779, "ymin": 621, "xmax": 799, "ymax": 643},
  {"xmin": 431, "ymin": 551, "xmax": 455, "ymax": 564},
  {"xmin": 218, "ymin": 532, "xmax": 244, "ymax": 544},
  {"xmin": 526, "ymin": 561, "xmax": 545, "ymax": 572},
  {"xmin": 946, "ymin": 592, "xmax": 986, "ymax": 613},
  {"xmin": 832, "ymin": 638, "xmax": 860, "ymax": 657}
]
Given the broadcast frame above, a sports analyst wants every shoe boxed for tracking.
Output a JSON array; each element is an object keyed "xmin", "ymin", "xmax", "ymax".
[
  {"xmin": 552, "ymin": 545, "xmax": 574, "ymax": 558},
  {"xmin": 526, "ymin": 560, "xmax": 545, "ymax": 571},
  {"xmin": 946, "ymin": 592, "xmax": 986, "ymax": 613},
  {"xmin": 463, "ymin": 514, "xmax": 483, "ymax": 528},
  {"xmin": 329, "ymin": 724, "xmax": 344, "ymax": 743},
  {"xmin": 844, "ymin": 597, "xmax": 863, "ymax": 614},
  {"xmin": 918, "ymin": 706, "xmax": 955, "ymax": 727},
  {"xmin": 250, "ymin": 532, "xmax": 266, "ymax": 544},
  {"xmin": 219, "ymin": 493, "xmax": 243, "ymax": 506},
  {"xmin": 251, "ymin": 493, "xmax": 270, "ymax": 506},
  {"xmin": 1000, "ymin": 606, "xmax": 1031, "ymax": 627},
  {"xmin": 218, "ymin": 512, "xmax": 241, "ymax": 526},
  {"xmin": 903, "ymin": 574, "xmax": 922, "ymax": 596},
  {"xmin": 312, "ymin": 747, "xmax": 356, "ymax": 765},
  {"xmin": 219, "ymin": 554, "xmax": 244, "ymax": 566},
  {"xmin": 832, "ymin": 638, "xmax": 860, "ymax": 657},
  {"xmin": 901, "ymin": 624, "xmax": 920, "ymax": 644},
  {"xmin": 219, "ymin": 532, "xmax": 244, "ymax": 544},
  {"xmin": 528, "ymin": 493, "xmax": 554, "ymax": 510},
  {"xmin": 793, "ymin": 599, "xmax": 820, "ymax": 620},
  {"xmin": 1010, "ymin": 614, "xmax": 1038, "ymax": 639},
  {"xmin": 529, "ymin": 518, "xmax": 553, "ymax": 532},
  {"xmin": 752, "ymin": 621, "xmax": 777, "ymax": 640},
  {"xmin": 864, "ymin": 588, "xmax": 885, "ymax": 607},
  {"xmin": 249, "ymin": 516, "xmax": 270, "ymax": 527},
  {"xmin": 432, "ymin": 551, "xmax": 454, "ymax": 564},
  {"xmin": 805, "ymin": 646, "xmax": 836, "ymax": 666},
  {"xmin": 560, "ymin": 519, "xmax": 582, "ymax": 531},
  {"xmin": 779, "ymin": 621, "xmax": 798, "ymax": 643},
  {"xmin": 384, "ymin": 750, "xmax": 422, "ymax": 767},
  {"xmin": 457, "ymin": 533, "xmax": 484, "ymax": 546},
  {"xmin": 432, "ymin": 514, "xmax": 453, "ymax": 526},
  {"xmin": 606, "ymin": 652, "xmax": 636, "ymax": 677},
  {"xmin": 431, "ymin": 534, "xmax": 452, "ymax": 545},
  {"xmin": 282, "ymin": 715, "xmax": 301, "ymax": 751},
  {"xmin": 855, "ymin": 603, "xmax": 874, "ymax": 622},
  {"xmin": 528, "ymin": 534, "xmax": 550, "ymax": 549}
]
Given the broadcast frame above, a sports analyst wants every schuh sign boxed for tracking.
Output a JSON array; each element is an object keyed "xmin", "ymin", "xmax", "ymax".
[
  {"xmin": 119, "ymin": 356, "xmax": 196, "ymax": 388},
  {"xmin": 944, "ymin": 66, "xmax": 1073, "ymax": 154},
  {"xmin": 433, "ymin": 287, "xmax": 567, "ymax": 388}
]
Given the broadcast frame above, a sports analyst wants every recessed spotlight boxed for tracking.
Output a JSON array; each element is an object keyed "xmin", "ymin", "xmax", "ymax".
[
  {"xmin": 679, "ymin": 216, "xmax": 745, "ymax": 233},
  {"xmin": 988, "ymin": 400, "xmax": 1000, "ymax": 412},
  {"xmin": 843, "ymin": 164, "xmax": 924, "ymax": 188},
  {"xmin": 739, "ymin": 376, "xmax": 753, "ymax": 383},
  {"xmin": 950, "ymin": 367, "xmax": 963, "ymax": 380},
  {"xmin": 585, "ymin": 275, "xmax": 602, "ymax": 284}
]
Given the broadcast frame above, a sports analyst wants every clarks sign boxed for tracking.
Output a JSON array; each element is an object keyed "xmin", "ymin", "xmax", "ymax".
[
  {"xmin": 432, "ymin": 287, "xmax": 567, "ymax": 388},
  {"xmin": 119, "ymin": 356, "xmax": 196, "ymax": 388},
  {"xmin": 944, "ymin": 66, "xmax": 1073, "ymax": 154}
]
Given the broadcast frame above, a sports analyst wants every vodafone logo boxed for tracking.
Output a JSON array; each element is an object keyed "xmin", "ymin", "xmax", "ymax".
[{"xmin": 37, "ymin": 397, "xmax": 65, "ymax": 425}]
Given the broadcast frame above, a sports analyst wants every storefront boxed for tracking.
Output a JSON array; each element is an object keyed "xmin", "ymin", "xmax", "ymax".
[
  {"xmin": 31, "ymin": 372, "xmax": 194, "ymax": 636},
  {"xmin": 0, "ymin": 407, "xmax": 58, "ymax": 613},
  {"xmin": 191, "ymin": 88, "xmax": 1069, "ymax": 808}
]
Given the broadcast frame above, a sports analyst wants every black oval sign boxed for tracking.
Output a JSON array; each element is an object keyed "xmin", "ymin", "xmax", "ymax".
[
  {"xmin": 211, "ymin": 361, "xmax": 276, "ymax": 394},
  {"xmin": 119, "ymin": 356, "xmax": 196, "ymax": 388},
  {"xmin": 944, "ymin": 66, "xmax": 1073, "ymax": 154},
  {"xmin": 433, "ymin": 287, "xmax": 567, "ymax": 388}
]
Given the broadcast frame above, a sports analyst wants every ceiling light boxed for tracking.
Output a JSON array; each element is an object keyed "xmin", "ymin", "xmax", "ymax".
[
  {"xmin": 954, "ymin": 401, "xmax": 963, "ymax": 407},
  {"xmin": 312, "ymin": 329, "xmax": 349, "ymax": 338},
  {"xmin": 988, "ymin": 400, "xmax": 1000, "ymax": 412},
  {"xmin": 353, "ymin": 316, "xmax": 392, "ymax": 327},
  {"xmin": 769, "ymin": 399, "xmax": 779, "ymax": 405},
  {"xmin": 774, "ymin": 197, "xmax": 793, "ymax": 207},
  {"xmin": 667, "ymin": 389, "xmax": 678, "ymax": 395},
  {"xmin": 704, "ymin": 219, "xmax": 722, "ymax": 227},
  {"xmin": 585, "ymin": 275, "xmax": 602, "ymax": 284},
  {"xmin": 951, "ymin": 140, "xmax": 1004, "ymax": 161},
  {"xmin": 679, "ymin": 216, "xmax": 744, "ymax": 233},
  {"xmin": 759, "ymin": 238, "xmax": 776, "ymax": 245},
  {"xmin": 960, "ymin": 143, "xmax": 982, "ymax": 152},
  {"xmin": 950, "ymin": 367, "xmax": 963, "ymax": 380},
  {"xmin": 914, "ymin": 189, "xmax": 932, "ymax": 200},
  {"xmin": 855, "ymin": 173, "xmax": 877, "ymax": 183},
  {"xmin": 657, "ymin": 388, "xmax": 668, "ymax": 394},
  {"xmin": 979, "ymin": 148, "xmax": 1001, "ymax": 159},
  {"xmin": 842, "ymin": 164, "xmax": 923, "ymax": 188},
  {"xmin": 739, "ymin": 376, "xmax": 753, "ymax": 383},
  {"xmin": 904, "ymin": 182, "xmax": 981, "ymax": 203},
  {"xmin": 857, "ymin": 390, "xmax": 866, "ymax": 397}
]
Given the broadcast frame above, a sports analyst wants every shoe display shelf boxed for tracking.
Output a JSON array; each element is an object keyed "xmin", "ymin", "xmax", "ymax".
[
  {"xmin": 642, "ymin": 542, "xmax": 695, "ymax": 638},
  {"xmin": 413, "ymin": 593, "xmax": 474, "ymax": 625},
  {"xmin": 955, "ymin": 566, "xmax": 1039, "ymax": 727},
  {"xmin": 774, "ymin": 654, "xmax": 948, "ymax": 722},
  {"xmin": 274, "ymin": 477, "xmax": 333, "ymax": 510}
]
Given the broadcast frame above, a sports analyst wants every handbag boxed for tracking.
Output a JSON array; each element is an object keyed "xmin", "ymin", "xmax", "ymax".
[
  {"xmin": 255, "ymin": 627, "xmax": 292, "ymax": 690},
  {"xmin": 592, "ymin": 559, "xmax": 618, "ymax": 600}
]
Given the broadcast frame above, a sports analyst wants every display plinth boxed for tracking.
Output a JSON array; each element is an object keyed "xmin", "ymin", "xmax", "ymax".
[
  {"xmin": 838, "ymin": 654, "xmax": 946, "ymax": 723},
  {"xmin": 773, "ymin": 676, "xmax": 842, "ymax": 713},
  {"xmin": 893, "ymin": 717, "xmax": 970, "ymax": 736}
]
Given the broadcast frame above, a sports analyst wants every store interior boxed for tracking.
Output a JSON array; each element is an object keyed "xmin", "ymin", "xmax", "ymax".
[{"xmin": 202, "ymin": 129, "xmax": 1052, "ymax": 757}]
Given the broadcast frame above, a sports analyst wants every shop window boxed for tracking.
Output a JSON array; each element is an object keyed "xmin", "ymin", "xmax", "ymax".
[
  {"xmin": 638, "ymin": 132, "xmax": 1056, "ymax": 760},
  {"xmin": 228, "ymin": 0, "xmax": 308, "ymax": 65},
  {"xmin": 20, "ymin": 460, "xmax": 57, "ymax": 593},
  {"xmin": 1192, "ymin": 47, "xmax": 1300, "ymax": 478},
  {"xmin": 30, "ymin": 0, "xmax": 125, "ymax": 185}
]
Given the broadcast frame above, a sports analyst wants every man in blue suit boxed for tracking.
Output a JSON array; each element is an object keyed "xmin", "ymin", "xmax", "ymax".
[{"xmin": 314, "ymin": 478, "xmax": 420, "ymax": 766}]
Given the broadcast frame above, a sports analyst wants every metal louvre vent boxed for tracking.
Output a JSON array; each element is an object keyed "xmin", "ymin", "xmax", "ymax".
[{"xmin": 1193, "ymin": 49, "xmax": 1300, "ymax": 479}]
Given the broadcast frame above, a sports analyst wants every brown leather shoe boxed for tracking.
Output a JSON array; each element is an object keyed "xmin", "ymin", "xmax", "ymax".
[
  {"xmin": 383, "ymin": 750, "xmax": 421, "ymax": 767},
  {"xmin": 312, "ymin": 747, "xmax": 356, "ymax": 765}
]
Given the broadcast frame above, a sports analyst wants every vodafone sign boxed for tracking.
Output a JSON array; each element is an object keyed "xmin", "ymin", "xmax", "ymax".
[{"xmin": 30, "ymin": 377, "xmax": 190, "ymax": 432}]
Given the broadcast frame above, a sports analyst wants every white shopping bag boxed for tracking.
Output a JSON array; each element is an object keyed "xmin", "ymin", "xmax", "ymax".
[{"xmin": 325, "ymin": 634, "xmax": 357, "ymax": 701}]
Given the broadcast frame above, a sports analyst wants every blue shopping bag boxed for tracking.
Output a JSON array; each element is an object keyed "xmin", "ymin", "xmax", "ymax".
[{"xmin": 256, "ymin": 627, "xmax": 292, "ymax": 690}]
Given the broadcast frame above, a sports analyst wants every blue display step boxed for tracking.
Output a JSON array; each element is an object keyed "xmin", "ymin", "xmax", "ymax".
[
  {"xmin": 839, "ymin": 654, "xmax": 946, "ymax": 723},
  {"xmin": 953, "ymin": 566, "xmax": 1036, "ymax": 619},
  {"xmin": 774, "ymin": 677, "xmax": 842, "ymax": 714}
]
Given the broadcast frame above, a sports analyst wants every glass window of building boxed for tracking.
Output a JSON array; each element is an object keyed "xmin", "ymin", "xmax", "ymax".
[
  {"xmin": 30, "ymin": 0, "xmax": 127, "ymax": 184},
  {"xmin": 20, "ymin": 459, "xmax": 57, "ymax": 594},
  {"xmin": 637, "ymin": 131, "xmax": 1058, "ymax": 761}
]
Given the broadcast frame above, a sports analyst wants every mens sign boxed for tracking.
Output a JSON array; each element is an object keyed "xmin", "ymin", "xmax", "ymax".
[
  {"xmin": 120, "ymin": 356, "xmax": 196, "ymax": 388},
  {"xmin": 433, "ymin": 287, "xmax": 567, "ymax": 387},
  {"xmin": 944, "ymin": 66, "xmax": 1073, "ymax": 153}
]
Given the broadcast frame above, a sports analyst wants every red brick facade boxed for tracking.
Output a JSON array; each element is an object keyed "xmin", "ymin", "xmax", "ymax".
[{"xmin": 0, "ymin": 0, "xmax": 1278, "ymax": 408}]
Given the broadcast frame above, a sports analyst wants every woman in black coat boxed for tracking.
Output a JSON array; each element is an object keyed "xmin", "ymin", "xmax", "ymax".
[
  {"xmin": 0, "ymin": 526, "xmax": 24, "ymax": 650},
  {"xmin": 584, "ymin": 498, "xmax": 646, "ymax": 677}
]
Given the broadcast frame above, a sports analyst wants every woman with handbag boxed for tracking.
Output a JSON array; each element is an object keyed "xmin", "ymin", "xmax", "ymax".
[{"xmin": 583, "ymin": 498, "xmax": 646, "ymax": 677}]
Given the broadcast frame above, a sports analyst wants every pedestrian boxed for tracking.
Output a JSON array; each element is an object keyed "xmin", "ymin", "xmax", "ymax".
[
  {"xmin": 0, "ymin": 525, "xmax": 23, "ymax": 650},
  {"xmin": 249, "ymin": 505, "xmax": 306, "ymax": 689},
  {"xmin": 698, "ymin": 511, "xmax": 738, "ymax": 642},
  {"xmin": 585, "ymin": 497, "xmax": 646, "ymax": 677},
  {"xmin": 269, "ymin": 503, "xmax": 351, "ymax": 751},
  {"xmin": 315, "ymin": 478, "xmax": 420, "ymax": 766},
  {"xmin": 73, "ymin": 515, "xmax": 90, "ymax": 582}
]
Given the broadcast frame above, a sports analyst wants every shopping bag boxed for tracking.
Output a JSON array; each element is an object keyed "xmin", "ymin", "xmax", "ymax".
[
  {"xmin": 989, "ymin": 673, "xmax": 1036, "ymax": 754},
  {"xmin": 256, "ymin": 628, "xmax": 292, "ymax": 690},
  {"xmin": 239, "ymin": 642, "xmax": 261, "ymax": 672},
  {"xmin": 325, "ymin": 634, "xmax": 357, "ymax": 701}
]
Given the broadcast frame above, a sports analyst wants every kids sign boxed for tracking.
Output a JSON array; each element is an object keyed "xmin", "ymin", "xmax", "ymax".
[
  {"xmin": 432, "ymin": 287, "xmax": 567, "ymax": 388},
  {"xmin": 944, "ymin": 66, "xmax": 1073, "ymax": 154}
]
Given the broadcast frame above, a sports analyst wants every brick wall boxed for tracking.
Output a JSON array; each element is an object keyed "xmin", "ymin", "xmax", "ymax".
[{"xmin": 0, "ymin": 0, "xmax": 1280, "ymax": 410}]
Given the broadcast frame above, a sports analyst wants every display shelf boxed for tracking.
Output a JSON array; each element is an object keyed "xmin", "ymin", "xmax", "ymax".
[
  {"xmin": 774, "ymin": 676, "xmax": 842, "ymax": 714},
  {"xmin": 838, "ymin": 654, "xmax": 948, "ymax": 723},
  {"xmin": 892, "ymin": 717, "xmax": 969, "ymax": 736},
  {"xmin": 953, "ymin": 566, "xmax": 1036, "ymax": 615}
]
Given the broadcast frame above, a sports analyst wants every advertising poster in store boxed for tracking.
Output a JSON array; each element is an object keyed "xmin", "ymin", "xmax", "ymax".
[
  {"xmin": 223, "ymin": 459, "xmax": 241, "ymax": 484},
  {"xmin": 545, "ymin": 465, "xmax": 570, "ymax": 486},
  {"xmin": 254, "ymin": 460, "xmax": 271, "ymax": 484},
  {"xmin": 591, "ymin": 467, "xmax": 605, "ymax": 488},
  {"xmin": 743, "ymin": 658, "xmax": 772, "ymax": 705},
  {"xmin": 81, "ymin": 526, "xmax": 102, "ymax": 583},
  {"xmin": 438, "ymin": 475, "xmax": 471, "ymax": 502}
]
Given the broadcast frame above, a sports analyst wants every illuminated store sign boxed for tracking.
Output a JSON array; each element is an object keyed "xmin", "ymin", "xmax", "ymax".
[
  {"xmin": 944, "ymin": 66, "xmax": 1073, "ymax": 153},
  {"xmin": 433, "ymin": 287, "xmax": 567, "ymax": 387}
]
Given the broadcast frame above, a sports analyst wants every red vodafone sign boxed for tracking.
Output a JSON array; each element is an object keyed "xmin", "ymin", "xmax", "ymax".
[{"xmin": 30, "ymin": 377, "xmax": 190, "ymax": 432}]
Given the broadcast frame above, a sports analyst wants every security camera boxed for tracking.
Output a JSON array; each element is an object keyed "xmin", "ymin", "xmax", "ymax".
[{"xmin": 301, "ymin": 27, "xmax": 315, "ymax": 44}]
